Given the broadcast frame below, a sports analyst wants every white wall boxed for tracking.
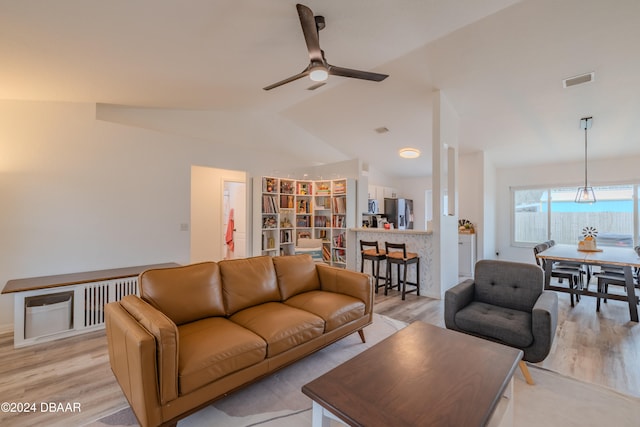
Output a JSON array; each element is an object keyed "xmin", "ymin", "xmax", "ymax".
[
  {"xmin": 496, "ymin": 154, "xmax": 640, "ymax": 264},
  {"xmin": 395, "ymin": 176, "xmax": 433, "ymax": 230},
  {"xmin": 0, "ymin": 100, "xmax": 332, "ymax": 330},
  {"xmin": 191, "ymin": 166, "xmax": 246, "ymax": 263}
]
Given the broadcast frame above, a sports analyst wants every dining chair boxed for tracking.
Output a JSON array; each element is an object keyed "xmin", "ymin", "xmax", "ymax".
[
  {"xmin": 595, "ymin": 246, "xmax": 640, "ymax": 311},
  {"xmin": 533, "ymin": 242, "xmax": 581, "ymax": 307}
]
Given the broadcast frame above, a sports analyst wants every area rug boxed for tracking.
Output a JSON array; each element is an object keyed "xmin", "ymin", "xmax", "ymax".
[{"xmin": 88, "ymin": 314, "xmax": 640, "ymax": 427}]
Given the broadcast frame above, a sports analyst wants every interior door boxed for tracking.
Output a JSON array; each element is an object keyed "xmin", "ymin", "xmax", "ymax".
[{"xmin": 223, "ymin": 181, "xmax": 246, "ymax": 259}]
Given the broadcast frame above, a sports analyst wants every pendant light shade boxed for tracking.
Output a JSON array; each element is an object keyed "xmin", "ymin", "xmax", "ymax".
[{"xmin": 575, "ymin": 117, "xmax": 596, "ymax": 203}]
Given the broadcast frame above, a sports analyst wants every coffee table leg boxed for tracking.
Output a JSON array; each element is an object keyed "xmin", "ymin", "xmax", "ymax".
[{"xmin": 312, "ymin": 401, "xmax": 336, "ymax": 427}]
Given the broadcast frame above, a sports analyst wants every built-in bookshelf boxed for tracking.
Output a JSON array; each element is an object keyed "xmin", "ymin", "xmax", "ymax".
[{"xmin": 253, "ymin": 176, "xmax": 355, "ymax": 266}]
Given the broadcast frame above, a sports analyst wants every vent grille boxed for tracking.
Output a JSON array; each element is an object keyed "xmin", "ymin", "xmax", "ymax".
[
  {"xmin": 83, "ymin": 278, "xmax": 139, "ymax": 327},
  {"xmin": 563, "ymin": 72, "xmax": 595, "ymax": 88}
]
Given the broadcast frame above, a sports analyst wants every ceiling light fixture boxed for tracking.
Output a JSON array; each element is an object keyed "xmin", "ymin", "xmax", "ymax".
[
  {"xmin": 309, "ymin": 64, "xmax": 329, "ymax": 82},
  {"xmin": 399, "ymin": 148, "xmax": 420, "ymax": 159},
  {"xmin": 575, "ymin": 116, "xmax": 596, "ymax": 203}
]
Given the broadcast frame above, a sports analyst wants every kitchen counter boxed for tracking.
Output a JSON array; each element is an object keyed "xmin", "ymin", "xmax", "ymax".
[
  {"xmin": 350, "ymin": 227, "xmax": 432, "ymax": 235},
  {"xmin": 347, "ymin": 228, "xmax": 436, "ymax": 298}
]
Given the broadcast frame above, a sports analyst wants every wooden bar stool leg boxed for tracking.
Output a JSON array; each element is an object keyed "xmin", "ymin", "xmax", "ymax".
[
  {"xmin": 416, "ymin": 258, "xmax": 420, "ymax": 296},
  {"xmin": 385, "ymin": 260, "xmax": 391, "ymax": 296},
  {"xmin": 402, "ymin": 264, "xmax": 408, "ymax": 300}
]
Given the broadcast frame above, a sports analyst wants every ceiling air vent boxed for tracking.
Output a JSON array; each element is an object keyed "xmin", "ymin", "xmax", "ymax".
[
  {"xmin": 563, "ymin": 72, "xmax": 595, "ymax": 88},
  {"xmin": 374, "ymin": 126, "xmax": 390, "ymax": 134}
]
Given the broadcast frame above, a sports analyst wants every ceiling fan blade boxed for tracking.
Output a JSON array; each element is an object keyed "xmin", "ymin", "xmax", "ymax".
[
  {"xmin": 328, "ymin": 65, "xmax": 389, "ymax": 82},
  {"xmin": 263, "ymin": 70, "xmax": 309, "ymax": 91},
  {"xmin": 296, "ymin": 4, "xmax": 323, "ymax": 62}
]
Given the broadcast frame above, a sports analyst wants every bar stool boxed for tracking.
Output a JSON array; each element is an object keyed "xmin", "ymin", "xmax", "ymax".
[
  {"xmin": 385, "ymin": 242, "xmax": 420, "ymax": 300},
  {"xmin": 360, "ymin": 240, "xmax": 387, "ymax": 293}
]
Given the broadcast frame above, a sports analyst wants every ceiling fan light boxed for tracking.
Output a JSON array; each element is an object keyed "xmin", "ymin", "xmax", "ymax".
[
  {"xmin": 309, "ymin": 66, "xmax": 328, "ymax": 82},
  {"xmin": 399, "ymin": 148, "xmax": 420, "ymax": 159}
]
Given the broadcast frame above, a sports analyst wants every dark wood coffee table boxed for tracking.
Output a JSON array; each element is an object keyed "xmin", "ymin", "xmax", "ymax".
[{"xmin": 302, "ymin": 321, "xmax": 522, "ymax": 427}]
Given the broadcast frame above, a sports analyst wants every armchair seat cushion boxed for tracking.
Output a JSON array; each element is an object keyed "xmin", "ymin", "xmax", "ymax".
[{"xmin": 455, "ymin": 302, "xmax": 533, "ymax": 348}]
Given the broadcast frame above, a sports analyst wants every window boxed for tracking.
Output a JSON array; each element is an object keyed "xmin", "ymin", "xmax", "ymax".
[{"xmin": 513, "ymin": 184, "xmax": 636, "ymax": 246}]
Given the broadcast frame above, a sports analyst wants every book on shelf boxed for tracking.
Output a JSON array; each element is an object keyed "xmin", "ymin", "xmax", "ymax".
[
  {"xmin": 333, "ymin": 249, "xmax": 346, "ymax": 263},
  {"xmin": 322, "ymin": 245, "xmax": 331, "ymax": 262},
  {"xmin": 333, "ymin": 181, "xmax": 346, "ymax": 194},
  {"xmin": 332, "ymin": 196, "xmax": 346, "ymax": 213},
  {"xmin": 262, "ymin": 195, "xmax": 277, "ymax": 213},
  {"xmin": 280, "ymin": 195, "xmax": 294, "ymax": 209},
  {"xmin": 296, "ymin": 216, "xmax": 311, "ymax": 227},
  {"xmin": 332, "ymin": 215, "xmax": 345, "ymax": 228}
]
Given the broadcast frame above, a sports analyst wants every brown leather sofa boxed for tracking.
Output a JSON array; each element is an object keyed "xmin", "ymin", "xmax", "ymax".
[{"xmin": 105, "ymin": 254, "xmax": 373, "ymax": 427}]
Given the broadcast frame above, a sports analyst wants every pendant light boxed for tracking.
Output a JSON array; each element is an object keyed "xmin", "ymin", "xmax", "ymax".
[{"xmin": 575, "ymin": 116, "xmax": 596, "ymax": 203}]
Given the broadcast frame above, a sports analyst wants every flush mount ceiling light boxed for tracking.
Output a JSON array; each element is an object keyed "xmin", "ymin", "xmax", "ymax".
[
  {"xmin": 399, "ymin": 148, "xmax": 420, "ymax": 159},
  {"xmin": 575, "ymin": 116, "xmax": 596, "ymax": 203}
]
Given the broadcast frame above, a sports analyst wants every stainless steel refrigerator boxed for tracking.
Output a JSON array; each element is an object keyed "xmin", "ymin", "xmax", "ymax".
[{"xmin": 384, "ymin": 198, "xmax": 414, "ymax": 229}]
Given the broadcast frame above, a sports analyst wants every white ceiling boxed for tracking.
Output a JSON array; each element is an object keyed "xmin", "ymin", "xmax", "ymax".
[{"xmin": 2, "ymin": 0, "xmax": 639, "ymax": 177}]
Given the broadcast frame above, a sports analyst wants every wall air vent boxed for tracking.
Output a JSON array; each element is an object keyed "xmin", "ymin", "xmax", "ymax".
[{"xmin": 563, "ymin": 72, "xmax": 595, "ymax": 88}]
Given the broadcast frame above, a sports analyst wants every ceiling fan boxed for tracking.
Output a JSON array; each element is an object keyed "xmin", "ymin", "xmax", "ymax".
[{"xmin": 263, "ymin": 3, "xmax": 389, "ymax": 91}]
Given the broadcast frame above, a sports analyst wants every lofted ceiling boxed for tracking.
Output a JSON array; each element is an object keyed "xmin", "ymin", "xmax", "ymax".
[{"xmin": 1, "ymin": 0, "xmax": 639, "ymax": 177}]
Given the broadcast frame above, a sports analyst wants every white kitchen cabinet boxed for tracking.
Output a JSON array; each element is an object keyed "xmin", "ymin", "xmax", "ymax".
[{"xmin": 458, "ymin": 233, "xmax": 476, "ymax": 277}]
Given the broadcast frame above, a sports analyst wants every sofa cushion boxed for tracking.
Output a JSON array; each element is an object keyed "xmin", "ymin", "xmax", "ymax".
[
  {"xmin": 272, "ymin": 254, "xmax": 321, "ymax": 300},
  {"xmin": 219, "ymin": 256, "xmax": 281, "ymax": 315},
  {"xmin": 230, "ymin": 302, "xmax": 324, "ymax": 357},
  {"xmin": 454, "ymin": 301, "xmax": 533, "ymax": 348},
  {"xmin": 177, "ymin": 317, "xmax": 266, "ymax": 395},
  {"xmin": 285, "ymin": 290, "xmax": 365, "ymax": 332},
  {"xmin": 139, "ymin": 262, "xmax": 225, "ymax": 325}
]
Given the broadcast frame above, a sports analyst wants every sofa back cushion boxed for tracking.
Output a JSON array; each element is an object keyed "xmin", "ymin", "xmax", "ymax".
[
  {"xmin": 273, "ymin": 254, "xmax": 321, "ymax": 300},
  {"xmin": 139, "ymin": 262, "xmax": 225, "ymax": 325},
  {"xmin": 474, "ymin": 259, "xmax": 543, "ymax": 312},
  {"xmin": 219, "ymin": 256, "xmax": 281, "ymax": 315}
]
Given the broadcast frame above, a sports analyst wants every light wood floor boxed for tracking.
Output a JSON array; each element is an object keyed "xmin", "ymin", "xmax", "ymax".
[{"xmin": 1, "ymin": 282, "xmax": 639, "ymax": 426}]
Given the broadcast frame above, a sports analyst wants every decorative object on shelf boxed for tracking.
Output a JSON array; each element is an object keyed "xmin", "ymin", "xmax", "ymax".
[
  {"xmin": 578, "ymin": 226, "xmax": 599, "ymax": 251},
  {"xmin": 458, "ymin": 219, "xmax": 475, "ymax": 234},
  {"xmin": 575, "ymin": 116, "xmax": 596, "ymax": 203},
  {"xmin": 263, "ymin": 216, "xmax": 277, "ymax": 229}
]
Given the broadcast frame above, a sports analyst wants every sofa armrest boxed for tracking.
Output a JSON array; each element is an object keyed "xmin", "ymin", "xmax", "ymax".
[
  {"xmin": 529, "ymin": 290, "xmax": 558, "ymax": 362},
  {"xmin": 116, "ymin": 295, "xmax": 180, "ymax": 404},
  {"xmin": 444, "ymin": 279, "xmax": 475, "ymax": 331},
  {"xmin": 315, "ymin": 263, "xmax": 373, "ymax": 314},
  {"xmin": 105, "ymin": 301, "xmax": 163, "ymax": 427}
]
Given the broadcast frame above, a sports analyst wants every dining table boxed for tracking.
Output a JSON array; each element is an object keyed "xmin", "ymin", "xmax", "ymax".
[{"xmin": 535, "ymin": 244, "xmax": 640, "ymax": 322}]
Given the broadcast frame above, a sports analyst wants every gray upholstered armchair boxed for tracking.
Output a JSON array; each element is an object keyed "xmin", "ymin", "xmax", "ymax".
[{"xmin": 445, "ymin": 259, "xmax": 558, "ymax": 384}]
